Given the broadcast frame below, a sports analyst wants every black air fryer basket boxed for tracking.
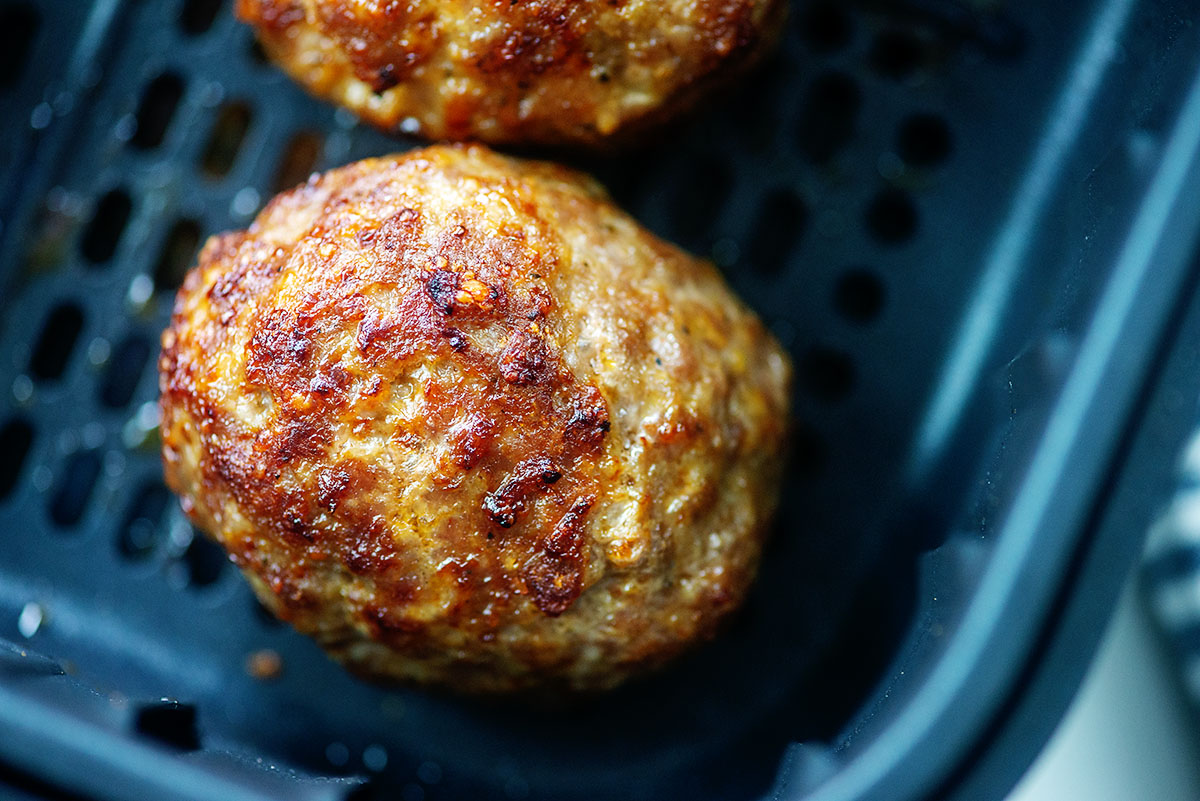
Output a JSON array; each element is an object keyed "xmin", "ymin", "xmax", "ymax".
[{"xmin": 4, "ymin": 1, "xmax": 1200, "ymax": 800}]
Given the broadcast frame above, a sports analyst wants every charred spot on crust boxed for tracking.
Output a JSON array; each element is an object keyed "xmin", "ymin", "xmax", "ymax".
[
  {"xmin": 311, "ymin": 2, "xmax": 438, "ymax": 89},
  {"xmin": 372, "ymin": 63, "xmax": 400, "ymax": 93},
  {"xmin": 377, "ymin": 207, "xmax": 422, "ymax": 252},
  {"xmin": 276, "ymin": 418, "xmax": 330, "ymax": 462},
  {"xmin": 207, "ymin": 252, "xmax": 251, "ymax": 304},
  {"xmin": 308, "ymin": 363, "xmax": 349, "ymax": 397},
  {"xmin": 499, "ymin": 327, "xmax": 549, "ymax": 385},
  {"xmin": 483, "ymin": 455, "xmax": 561, "ymax": 528},
  {"xmin": 316, "ymin": 465, "xmax": 351, "ymax": 512},
  {"xmin": 362, "ymin": 602, "xmax": 424, "ymax": 637},
  {"xmin": 473, "ymin": 5, "xmax": 586, "ymax": 77},
  {"xmin": 355, "ymin": 307, "xmax": 400, "ymax": 355},
  {"xmin": 449, "ymin": 414, "xmax": 498, "ymax": 471},
  {"xmin": 426, "ymin": 269, "xmax": 461, "ymax": 314},
  {"xmin": 564, "ymin": 385, "xmax": 610, "ymax": 444},
  {"xmin": 543, "ymin": 495, "xmax": 594, "ymax": 558},
  {"xmin": 442, "ymin": 327, "xmax": 468, "ymax": 352},
  {"xmin": 280, "ymin": 499, "xmax": 315, "ymax": 542},
  {"xmin": 245, "ymin": 309, "xmax": 314, "ymax": 389},
  {"xmin": 522, "ymin": 553, "xmax": 583, "ymax": 616}
]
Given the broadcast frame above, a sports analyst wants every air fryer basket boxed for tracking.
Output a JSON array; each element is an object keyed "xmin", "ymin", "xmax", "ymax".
[{"xmin": 4, "ymin": 1, "xmax": 1200, "ymax": 800}]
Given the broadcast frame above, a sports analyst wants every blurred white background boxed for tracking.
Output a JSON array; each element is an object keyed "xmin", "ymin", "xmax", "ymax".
[{"xmin": 1007, "ymin": 580, "xmax": 1200, "ymax": 801}]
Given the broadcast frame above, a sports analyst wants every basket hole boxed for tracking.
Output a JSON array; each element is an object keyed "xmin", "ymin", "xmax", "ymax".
[
  {"xmin": 80, "ymin": 188, "xmax": 133, "ymax": 264},
  {"xmin": 0, "ymin": 3, "xmax": 38, "ymax": 88},
  {"xmin": 798, "ymin": 72, "xmax": 861, "ymax": 164},
  {"xmin": 200, "ymin": 101, "xmax": 252, "ymax": 177},
  {"xmin": 272, "ymin": 130, "xmax": 323, "ymax": 193},
  {"xmin": 865, "ymin": 189, "xmax": 918, "ymax": 244},
  {"xmin": 869, "ymin": 30, "xmax": 928, "ymax": 80},
  {"xmin": 185, "ymin": 533, "xmax": 228, "ymax": 587},
  {"xmin": 800, "ymin": 347, "xmax": 855, "ymax": 402},
  {"xmin": 0, "ymin": 418, "xmax": 34, "ymax": 500},
  {"xmin": 130, "ymin": 72, "xmax": 185, "ymax": 150},
  {"xmin": 248, "ymin": 37, "xmax": 269, "ymax": 65},
  {"xmin": 154, "ymin": 217, "xmax": 202, "ymax": 292},
  {"xmin": 791, "ymin": 420, "xmax": 828, "ymax": 479},
  {"xmin": 667, "ymin": 155, "xmax": 731, "ymax": 249},
  {"xmin": 134, "ymin": 701, "xmax": 200, "ymax": 750},
  {"xmin": 799, "ymin": 3, "xmax": 852, "ymax": 52},
  {"xmin": 589, "ymin": 149, "xmax": 656, "ymax": 210},
  {"xmin": 897, "ymin": 113, "xmax": 953, "ymax": 167},
  {"xmin": 725, "ymin": 59, "xmax": 788, "ymax": 151},
  {"xmin": 747, "ymin": 189, "xmax": 807, "ymax": 275},
  {"xmin": 49, "ymin": 450, "xmax": 101, "ymax": 527},
  {"xmin": 118, "ymin": 483, "xmax": 170, "ymax": 559},
  {"xmin": 834, "ymin": 269, "xmax": 886, "ymax": 323},
  {"xmin": 416, "ymin": 762, "xmax": 443, "ymax": 785},
  {"xmin": 346, "ymin": 783, "xmax": 380, "ymax": 801},
  {"xmin": 180, "ymin": 0, "xmax": 222, "ymax": 35},
  {"xmin": 100, "ymin": 335, "xmax": 152, "ymax": 408},
  {"xmin": 30, "ymin": 303, "xmax": 84, "ymax": 380}
]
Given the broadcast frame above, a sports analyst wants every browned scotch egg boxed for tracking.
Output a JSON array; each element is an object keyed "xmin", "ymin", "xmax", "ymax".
[
  {"xmin": 159, "ymin": 144, "xmax": 791, "ymax": 691},
  {"xmin": 236, "ymin": 0, "xmax": 786, "ymax": 147}
]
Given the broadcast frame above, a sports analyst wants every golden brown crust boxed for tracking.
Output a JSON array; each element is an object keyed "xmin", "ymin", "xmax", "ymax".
[
  {"xmin": 160, "ymin": 144, "xmax": 791, "ymax": 691},
  {"xmin": 235, "ymin": 0, "xmax": 787, "ymax": 146}
]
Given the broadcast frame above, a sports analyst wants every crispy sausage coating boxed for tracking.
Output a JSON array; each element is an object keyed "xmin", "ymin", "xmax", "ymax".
[
  {"xmin": 160, "ymin": 144, "xmax": 791, "ymax": 691},
  {"xmin": 236, "ymin": 0, "xmax": 786, "ymax": 146}
]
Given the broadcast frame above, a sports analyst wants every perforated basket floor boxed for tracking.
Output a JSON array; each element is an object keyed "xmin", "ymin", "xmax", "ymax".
[{"xmin": 3, "ymin": 1, "xmax": 1200, "ymax": 800}]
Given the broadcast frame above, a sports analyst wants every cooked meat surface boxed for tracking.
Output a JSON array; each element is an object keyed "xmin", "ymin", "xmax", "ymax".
[
  {"xmin": 159, "ymin": 144, "xmax": 791, "ymax": 691},
  {"xmin": 236, "ymin": 0, "xmax": 786, "ymax": 146}
]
